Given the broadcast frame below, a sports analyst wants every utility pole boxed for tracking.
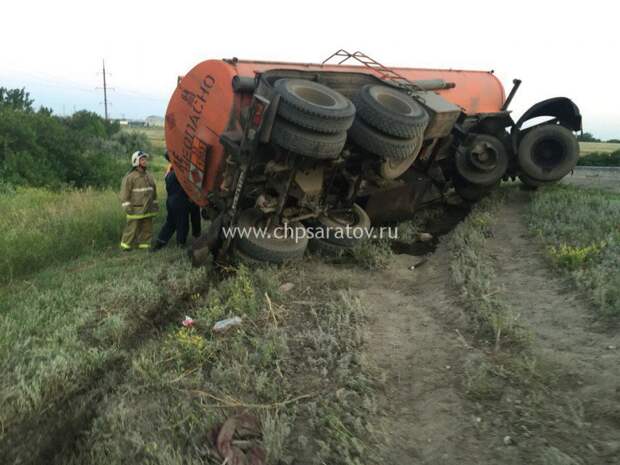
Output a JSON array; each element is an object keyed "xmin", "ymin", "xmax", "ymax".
[{"xmin": 102, "ymin": 60, "xmax": 109, "ymax": 120}]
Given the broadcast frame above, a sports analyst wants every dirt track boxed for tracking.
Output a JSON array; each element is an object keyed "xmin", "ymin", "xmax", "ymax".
[{"xmin": 331, "ymin": 192, "xmax": 620, "ymax": 464}]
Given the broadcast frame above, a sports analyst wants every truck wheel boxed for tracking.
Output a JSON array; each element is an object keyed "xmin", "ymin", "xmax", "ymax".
[
  {"xmin": 518, "ymin": 124, "xmax": 578, "ymax": 181},
  {"xmin": 274, "ymin": 79, "xmax": 355, "ymax": 134},
  {"xmin": 518, "ymin": 173, "xmax": 557, "ymax": 189},
  {"xmin": 307, "ymin": 204, "xmax": 370, "ymax": 248},
  {"xmin": 455, "ymin": 134, "xmax": 508, "ymax": 186},
  {"xmin": 353, "ymin": 85, "xmax": 429, "ymax": 139},
  {"xmin": 234, "ymin": 208, "xmax": 308, "ymax": 263},
  {"xmin": 271, "ymin": 118, "xmax": 346, "ymax": 159},
  {"xmin": 454, "ymin": 177, "xmax": 499, "ymax": 202},
  {"xmin": 379, "ymin": 146, "xmax": 421, "ymax": 179},
  {"xmin": 308, "ymin": 236, "xmax": 349, "ymax": 257},
  {"xmin": 349, "ymin": 118, "xmax": 420, "ymax": 161}
]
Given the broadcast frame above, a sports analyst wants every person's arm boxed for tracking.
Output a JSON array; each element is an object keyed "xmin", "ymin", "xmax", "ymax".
[{"xmin": 120, "ymin": 174, "xmax": 132, "ymax": 213}]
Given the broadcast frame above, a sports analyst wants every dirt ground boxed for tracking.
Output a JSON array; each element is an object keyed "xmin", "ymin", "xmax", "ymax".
[{"xmin": 316, "ymin": 190, "xmax": 620, "ymax": 464}]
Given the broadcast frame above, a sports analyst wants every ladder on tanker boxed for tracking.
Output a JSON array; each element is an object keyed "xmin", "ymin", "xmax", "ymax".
[{"xmin": 322, "ymin": 49, "xmax": 422, "ymax": 95}]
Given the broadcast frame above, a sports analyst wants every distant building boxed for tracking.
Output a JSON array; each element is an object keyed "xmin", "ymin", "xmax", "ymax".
[
  {"xmin": 119, "ymin": 120, "xmax": 129, "ymax": 126},
  {"xmin": 145, "ymin": 115, "xmax": 164, "ymax": 127}
]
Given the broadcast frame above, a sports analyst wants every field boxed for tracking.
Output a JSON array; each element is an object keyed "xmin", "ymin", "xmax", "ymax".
[
  {"xmin": 124, "ymin": 126, "xmax": 166, "ymax": 153},
  {"xmin": 1, "ymin": 141, "xmax": 619, "ymax": 464},
  {"xmin": 579, "ymin": 141, "xmax": 620, "ymax": 154}
]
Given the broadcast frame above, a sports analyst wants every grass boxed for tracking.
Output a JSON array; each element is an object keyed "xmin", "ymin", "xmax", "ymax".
[
  {"xmin": 579, "ymin": 141, "xmax": 620, "ymax": 154},
  {"xmin": 527, "ymin": 184, "xmax": 620, "ymax": 318},
  {"xmin": 0, "ymin": 157, "xmax": 168, "ymax": 285},
  {"xmin": 448, "ymin": 185, "xmax": 618, "ymax": 464},
  {"xmin": 577, "ymin": 149, "xmax": 620, "ymax": 166},
  {"xmin": 0, "ymin": 187, "xmax": 124, "ymax": 284},
  {"xmin": 1, "ymin": 189, "xmax": 378, "ymax": 465},
  {"xmin": 448, "ymin": 190, "xmax": 531, "ymax": 351},
  {"xmin": 0, "ymin": 247, "xmax": 209, "ymax": 464}
]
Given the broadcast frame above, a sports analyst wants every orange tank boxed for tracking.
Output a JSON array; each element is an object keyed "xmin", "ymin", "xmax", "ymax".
[{"xmin": 165, "ymin": 59, "xmax": 506, "ymax": 206}]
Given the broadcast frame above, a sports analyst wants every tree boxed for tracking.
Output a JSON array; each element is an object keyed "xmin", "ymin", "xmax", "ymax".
[
  {"xmin": 577, "ymin": 132, "xmax": 600, "ymax": 142},
  {"xmin": 0, "ymin": 87, "xmax": 34, "ymax": 112},
  {"xmin": 65, "ymin": 110, "xmax": 121, "ymax": 139}
]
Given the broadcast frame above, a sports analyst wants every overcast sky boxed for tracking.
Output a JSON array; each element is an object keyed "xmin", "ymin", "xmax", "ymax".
[{"xmin": 1, "ymin": 0, "xmax": 618, "ymax": 138}]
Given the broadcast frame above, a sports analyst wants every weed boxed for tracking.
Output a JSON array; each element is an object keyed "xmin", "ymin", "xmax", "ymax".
[{"xmin": 350, "ymin": 238, "xmax": 392, "ymax": 270}]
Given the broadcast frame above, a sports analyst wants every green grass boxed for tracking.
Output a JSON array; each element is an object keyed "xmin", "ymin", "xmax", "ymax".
[
  {"xmin": 0, "ymin": 158, "xmax": 168, "ymax": 285},
  {"xmin": 527, "ymin": 184, "xmax": 620, "ymax": 318},
  {"xmin": 577, "ymin": 149, "xmax": 620, "ymax": 166},
  {"xmin": 0, "ymin": 187, "xmax": 124, "ymax": 284},
  {"xmin": 0, "ymin": 247, "xmax": 209, "ymax": 463},
  {"xmin": 1, "ymin": 257, "xmax": 378, "ymax": 464}
]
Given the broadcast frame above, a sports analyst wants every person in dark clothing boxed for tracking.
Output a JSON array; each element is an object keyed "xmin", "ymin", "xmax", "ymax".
[
  {"xmin": 153, "ymin": 153, "xmax": 201, "ymax": 250},
  {"xmin": 189, "ymin": 202, "xmax": 201, "ymax": 238}
]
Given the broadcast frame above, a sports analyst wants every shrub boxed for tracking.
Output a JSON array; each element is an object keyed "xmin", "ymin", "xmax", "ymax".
[
  {"xmin": 0, "ymin": 87, "xmax": 150, "ymax": 189},
  {"xmin": 577, "ymin": 150, "xmax": 620, "ymax": 167}
]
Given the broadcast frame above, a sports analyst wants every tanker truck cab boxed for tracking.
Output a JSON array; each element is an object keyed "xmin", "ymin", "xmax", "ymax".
[{"xmin": 165, "ymin": 54, "xmax": 581, "ymax": 264}]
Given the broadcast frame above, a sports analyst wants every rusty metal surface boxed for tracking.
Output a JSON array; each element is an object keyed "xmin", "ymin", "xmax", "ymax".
[{"xmin": 364, "ymin": 171, "xmax": 442, "ymax": 224}]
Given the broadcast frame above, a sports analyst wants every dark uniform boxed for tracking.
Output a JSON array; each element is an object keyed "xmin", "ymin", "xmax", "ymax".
[{"xmin": 154, "ymin": 168, "xmax": 201, "ymax": 248}]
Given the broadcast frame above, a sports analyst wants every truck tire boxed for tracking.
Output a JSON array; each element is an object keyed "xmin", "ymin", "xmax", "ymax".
[
  {"xmin": 518, "ymin": 173, "xmax": 557, "ymax": 189},
  {"xmin": 307, "ymin": 204, "xmax": 371, "ymax": 248},
  {"xmin": 274, "ymin": 79, "xmax": 355, "ymax": 134},
  {"xmin": 454, "ymin": 177, "xmax": 499, "ymax": 202},
  {"xmin": 518, "ymin": 124, "xmax": 578, "ymax": 181},
  {"xmin": 234, "ymin": 208, "xmax": 308, "ymax": 263},
  {"xmin": 455, "ymin": 134, "xmax": 509, "ymax": 186},
  {"xmin": 271, "ymin": 118, "xmax": 346, "ymax": 159},
  {"xmin": 349, "ymin": 118, "xmax": 419, "ymax": 161},
  {"xmin": 308, "ymin": 237, "xmax": 349, "ymax": 257},
  {"xmin": 353, "ymin": 85, "xmax": 429, "ymax": 139}
]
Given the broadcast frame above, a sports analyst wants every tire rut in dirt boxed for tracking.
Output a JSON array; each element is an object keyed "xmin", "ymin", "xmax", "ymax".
[{"xmin": 0, "ymin": 282, "xmax": 212, "ymax": 465}]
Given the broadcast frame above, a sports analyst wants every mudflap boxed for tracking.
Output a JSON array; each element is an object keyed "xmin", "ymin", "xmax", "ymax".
[{"xmin": 511, "ymin": 97, "xmax": 582, "ymax": 150}]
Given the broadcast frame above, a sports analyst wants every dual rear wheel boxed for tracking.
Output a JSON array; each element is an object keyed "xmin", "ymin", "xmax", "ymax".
[{"xmin": 234, "ymin": 204, "xmax": 370, "ymax": 264}]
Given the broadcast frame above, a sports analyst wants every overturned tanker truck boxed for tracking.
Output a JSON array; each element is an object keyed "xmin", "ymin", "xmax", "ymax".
[{"xmin": 165, "ymin": 50, "xmax": 581, "ymax": 263}]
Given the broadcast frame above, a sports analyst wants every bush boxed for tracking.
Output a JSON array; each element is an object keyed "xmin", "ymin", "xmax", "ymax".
[
  {"xmin": 0, "ymin": 87, "xmax": 152, "ymax": 189},
  {"xmin": 577, "ymin": 150, "xmax": 620, "ymax": 167}
]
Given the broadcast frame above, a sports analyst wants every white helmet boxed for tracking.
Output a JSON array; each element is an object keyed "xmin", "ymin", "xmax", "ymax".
[{"xmin": 131, "ymin": 150, "xmax": 149, "ymax": 167}]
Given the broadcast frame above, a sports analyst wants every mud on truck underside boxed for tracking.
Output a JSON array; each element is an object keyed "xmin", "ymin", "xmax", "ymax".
[{"xmin": 164, "ymin": 51, "xmax": 582, "ymax": 264}]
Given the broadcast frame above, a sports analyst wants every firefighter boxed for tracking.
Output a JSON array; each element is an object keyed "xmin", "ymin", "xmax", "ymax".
[
  {"xmin": 152, "ymin": 152, "xmax": 201, "ymax": 250},
  {"xmin": 119, "ymin": 150, "xmax": 159, "ymax": 250}
]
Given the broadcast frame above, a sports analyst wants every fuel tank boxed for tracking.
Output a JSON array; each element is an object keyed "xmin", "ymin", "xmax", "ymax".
[{"xmin": 165, "ymin": 59, "xmax": 506, "ymax": 206}]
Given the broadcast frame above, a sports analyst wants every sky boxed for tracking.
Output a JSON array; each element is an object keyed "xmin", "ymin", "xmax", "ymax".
[{"xmin": 1, "ymin": 0, "xmax": 618, "ymax": 138}]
